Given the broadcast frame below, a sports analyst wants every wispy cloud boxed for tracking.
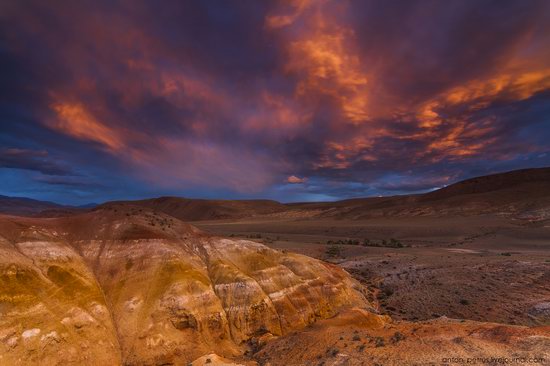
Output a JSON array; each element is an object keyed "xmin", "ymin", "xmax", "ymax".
[{"xmin": 0, "ymin": 148, "xmax": 74, "ymax": 176}]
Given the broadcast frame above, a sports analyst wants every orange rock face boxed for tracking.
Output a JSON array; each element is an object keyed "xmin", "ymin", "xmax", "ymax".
[{"xmin": 0, "ymin": 207, "xmax": 370, "ymax": 365}]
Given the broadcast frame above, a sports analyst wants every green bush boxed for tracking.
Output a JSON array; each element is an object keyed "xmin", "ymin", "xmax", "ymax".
[{"xmin": 325, "ymin": 245, "xmax": 342, "ymax": 257}]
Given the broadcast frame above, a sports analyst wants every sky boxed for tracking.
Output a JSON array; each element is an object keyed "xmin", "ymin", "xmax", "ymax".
[{"xmin": 1, "ymin": 0, "xmax": 550, "ymax": 205}]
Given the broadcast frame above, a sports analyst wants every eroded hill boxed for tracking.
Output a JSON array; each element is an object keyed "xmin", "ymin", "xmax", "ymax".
[{"xmin": 0, "ymin": 207, "xmax": 369, "ymax": 365}]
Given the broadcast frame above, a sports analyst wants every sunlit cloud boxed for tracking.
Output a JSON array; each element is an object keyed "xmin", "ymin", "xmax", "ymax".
[
  {"xmin": 287, "ymin": 175, "xmax": 307, "ymax": 184},
  {"xmin": 50, "ymin": 102, "xmax": 125, "ymax": 151}
]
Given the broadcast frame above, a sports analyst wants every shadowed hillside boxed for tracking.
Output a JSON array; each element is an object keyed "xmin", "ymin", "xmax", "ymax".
[
  {"xmin": 0, "ymin": 195, "xmax": 70, "ymax": 216},
  {"xmin": 3, "ymin": 168, "xmax": 550, "ymax": 221},
  {"xmin": 100, "ymin": 197, "xmax": 287, "ymax": 221},
  {"xmin": 113, "ymin": 167, "xmax": 550, "ymax": 221}
]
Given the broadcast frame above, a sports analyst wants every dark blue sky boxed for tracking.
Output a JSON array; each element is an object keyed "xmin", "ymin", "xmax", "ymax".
[{"xmin": 1, "ymin": 0, "xmax": 550, "ymax": 205}]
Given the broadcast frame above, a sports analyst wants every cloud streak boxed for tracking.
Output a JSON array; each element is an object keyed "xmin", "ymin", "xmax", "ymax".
[{"xmin": 0, "ymin": 149, "xmax": 74, "ymax": 176}]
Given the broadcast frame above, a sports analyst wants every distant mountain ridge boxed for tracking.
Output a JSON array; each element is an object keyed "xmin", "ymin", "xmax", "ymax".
[
  {"xmin": 2, "ymin": 167, "xmax": 550, "ymax": 220},
  {"xmin": 0, "ymin": 195, "xmax": 95, "ymax": 217},
  {"xmin": 0, "ymin": 195, "xmax": 69, "ymax": 216},
  {"xmin": 111, "ymin": 167, "xmax": 550, "ymax": 221}
]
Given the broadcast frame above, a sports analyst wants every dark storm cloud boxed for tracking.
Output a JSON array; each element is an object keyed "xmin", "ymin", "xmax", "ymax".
[
  {"xmin": 0, "ymin": 0, "xmax": 549, "ymax": 204},
  {"xmin": 32, "ymin": 175, "xmax": 104, "ymax": 189},
  {"xmin": 0, "ymin": 148, "xmax": 74, "ymax": 176}
]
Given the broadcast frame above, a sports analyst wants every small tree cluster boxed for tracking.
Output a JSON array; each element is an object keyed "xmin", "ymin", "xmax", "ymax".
[
  {"xmin": 325, "ymin": 245, "xmax": 342, "ymax": 257},
  {"xmin": 326, "ymin": 238, "xmax": 406, "ymax": 248}
]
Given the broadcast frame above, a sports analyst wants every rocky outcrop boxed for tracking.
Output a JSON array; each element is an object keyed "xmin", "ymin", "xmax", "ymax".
[
  {"xmin": 254, "ymin": 308, "xmax": 550, "ymax": 366},
  {"xmin": 0, "ymin": 207, "xmax": 371, "ymax": 365},
  {"xmin": 0, "ymin": 234, "xmax": 121, "ymax": 365}
]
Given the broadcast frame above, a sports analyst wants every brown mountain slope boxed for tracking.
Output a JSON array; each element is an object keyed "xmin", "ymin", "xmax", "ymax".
[
  {"xmin": 288, "ymin": 167, "xmax": 550, "ymax": 219},
  {"xmin": 0, "ymin": 195, "xmax": 74, "ymax": 217},
  {"xmin": 0, "ymin": 206, "xmax": 369, "ymax": 365},
  {"xmin": 2, "ymin": 167, "xmax": 549, "ymax": 221},
  {"xmin": 101, "ymin": 197, "xmax": 287, "ymax": 221},
  {"xmin": 422, "ymin": 167, "xmax": 550, "ymax": 199},
  {"xmin": 108, "ymin": 167, "xmax": 550, "ymax": 221}
]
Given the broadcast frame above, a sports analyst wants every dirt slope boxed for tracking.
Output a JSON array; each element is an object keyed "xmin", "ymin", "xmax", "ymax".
[
  {"xmin": 289, "ymin": 167, "xmax": 550, "ymax": 219},
  {"xmin": 254, "ymin": 308, "xmax": 550, "ymax": 366}
]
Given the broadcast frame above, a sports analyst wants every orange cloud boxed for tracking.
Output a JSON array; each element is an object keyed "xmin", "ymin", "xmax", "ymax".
[
  {"xmin": 314, "ymin": 135, "xmax": 380, "ymax": 170},
  {"xmin": 265, "ymin": 0, "xmax": 316, "ymax": 29},
  {"xmin": 12, "ymin": 0, "xmax": 548, "ymax": 196},
  {"xmin": 266, "ymin": 1, "xmax": 550, "ymax": 173},
  {"xmin": 241, "ymin": 91, "xmax": 311, "ymax": 136},
  {"xmin": 443, "ymin": 69, "xmax": 550, "ymax": 107},
  {"xmin": 50, "ymin": 102, "xmax": 124, "ymax": 151},
  {"xmin": 271, "ymin": 2, "xmax": 371, "ymax": 125},
  {"xmin": 414, "ymin": 66, "xmax": 550, "ymax": 161},
  {"xmin": 287, "ymin": 175, "xmax": 307, "ymax": 183},
  {"xmin": 288, "ymin": 28, "xmax": 370, "ymax": 124},
  {"xmin": 418, "ymin": 68, "xmax": 550, "ymax": 129}
]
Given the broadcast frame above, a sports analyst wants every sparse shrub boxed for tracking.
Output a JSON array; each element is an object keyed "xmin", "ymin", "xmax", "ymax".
[
  {"xmin": 500, "ymin": 252, "xmax": 512, "ymax": 256},
  {"xmin": 380, "ymin": 285, "xmax": 394, "ymax": 297},
  {"xmin": 357, "ymin": 344, "xmax": 366, "ymax": 351},
  {"xmin": 390, "ymin": 331, "xmax": 405, "ymax": 344},
  {"xmin": 374, "ymin": 337, "xmax": 385, "ymax": 347},
  {"xmin": 325, "ymin": 245, "xmax": 342, "ymax": 257},
  {"xmin": 390, "ymin": 238, "xmax": 404, "ymax": 248},
  {"xmin": 362, "ymin": 239, "xmax": 370, "ymax": 246},
  {"xmin": 352, "ymin": 335, "xmax": 361, "ymax": 341},
  {"xmin": 459, "ymin": 299, "xmax": 470, "ymax": 306}
]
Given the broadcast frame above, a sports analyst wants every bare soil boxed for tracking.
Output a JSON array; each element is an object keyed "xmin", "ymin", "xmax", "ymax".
[{"xmin": 195, "ymin": 215, "xmax": 550, "ymax": 327}]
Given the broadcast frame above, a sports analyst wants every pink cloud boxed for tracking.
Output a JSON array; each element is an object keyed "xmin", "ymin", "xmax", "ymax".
[{"xmin": 287, "ymin": 175, "xmax": 308, "ymax": 184}]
